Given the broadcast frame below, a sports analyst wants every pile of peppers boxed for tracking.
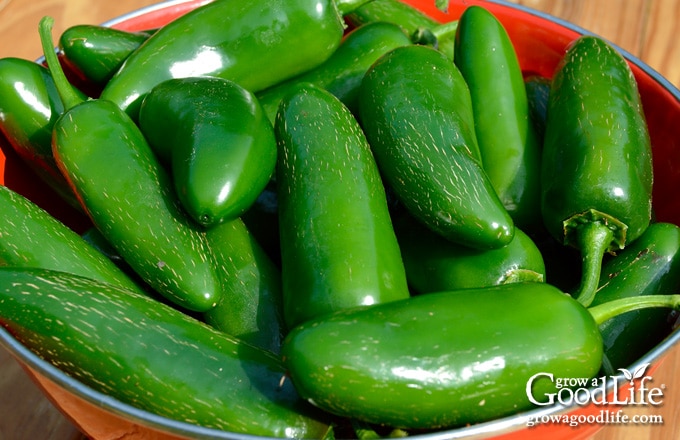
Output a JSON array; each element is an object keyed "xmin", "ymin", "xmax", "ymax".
[{"xmin": 0, "ymin": 0, "xmax": 679, "ymax": 437}]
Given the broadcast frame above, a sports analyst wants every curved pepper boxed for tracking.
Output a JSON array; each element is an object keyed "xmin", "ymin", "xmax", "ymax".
[
  {"xmin": 392, "ymin": 210, "xmax": 545, "ymax": 293},
  {"xmin": 257, "ymin": 21, "xmax": 413, "ymax": 122},
  {"xmin": 275, "ymin": 84, "xmax": 410, "ymax": 328},
  {"xmin": 454, "ymin": 6, "xmax": 542, "ymax": 232},
  {"xmin": 40, "ymin": 17, "xmax": 221, "ymax": 312},
  {"xmin": 541, "ymin": 35, "xmax": 653, "ymax": 307},
  {"xmin": 100, "ymin": 0, "xmax": 374, "ymax": 118},
  {"xmin": 590, "ymin": 222, "xmax": 680, "ymax": 372},
  {"xmin": 59, "ymin": 24, "xmax": 154, "ymax": 87},
  {"xmin": 0, "ymin": 267, "xmax": 331, "ymax": 438},
  {"xmin": 358, "ymin": 44, "xmax": 514, "ymax": 250},
  {"xmin": 0, "ymin": 57, "xmax": 84, "ymax": 209},
  {"xmin": 138, "ymin": 76, "xmax": 277, "ymax": 227}
]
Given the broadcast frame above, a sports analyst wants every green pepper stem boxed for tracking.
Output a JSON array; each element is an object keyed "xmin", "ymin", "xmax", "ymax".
[
  {"xmin": 336, "ymin": 0, "xmax": 377, "ymax": 16},
  {"xmin": 38, "ymin": 16, "xmax": 84, "ymax": 111},
  {"xmin": 573, "ymin": 221, "xmax": 615, "ymax": 308},
  {"xmin": 588, "ymin": 294, "xmax": 680, "ymax": 327},
  {"xmin": 431, "ymin": 19, "xmax": 458, "ymax": 40}
]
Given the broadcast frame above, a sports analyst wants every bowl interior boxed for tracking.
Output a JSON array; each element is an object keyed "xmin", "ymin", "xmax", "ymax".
[{"xmin": 1, "ymin": 1, "xmax": 680, "ymax": 439}]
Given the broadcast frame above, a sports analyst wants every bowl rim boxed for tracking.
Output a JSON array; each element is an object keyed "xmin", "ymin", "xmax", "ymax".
[{"xmin": 4, "ymin": 0, "xmax": 680, "ymax": 439}]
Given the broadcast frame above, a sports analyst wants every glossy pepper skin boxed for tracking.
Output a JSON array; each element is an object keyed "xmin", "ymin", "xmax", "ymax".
[
  {"xmin": 138, "ymin": 77, "xmax": 277, "ymax": 227},
  {"xmin": 275, "ymin": 84, "xmax": 410, "ymax": 329},
  {"xmin": 0, "ymin": 57, "xmax": 84, "ymax": 209},
  {"xmin": 40, "ymin": 17, "xmax": 221, "ymax": 312},
  {"xmin": 454, "ymin": 6, "xmax": 542, "ymax": 232},
  {"xmin": 202, "ymin": 218, "xmax": 285, "ymax": 354},
  {"xmin": 257, "ymin": 21, "xmax": 413, "ymax": 123},
  {"xmin": 0, "ymin": 185, "xmax": 145, "ymax": 296},
  {"xmin": 590, "ymin": 222, "xmax": 680, "ymax": 372},
  {"xmin": 358, "ymin": 44, "xmax": 514, "ymax": 250},
  {"xmin": 541, "ymin": 36, "xmax": 653, "ymax": 307},
  {"xmin": 59, "ymin": 24, "xmax": 154, "ymax": 87},
  {"xmin": 282, "ymin": 282, "xmax": 603, "ymax": 429},
  {"xmin": 0, "ymin": 267, "xmax": 331, "ymax": 438},
  {"xmin": 344, "ymin": 0, "xmax": 456, "ymax": 60},
  {"xmin": 100, "ymin": 0, "xmax": 373, "ymax": 118},
  {"xmin": 392, "ymin": 210, "xmax": 545, "ymax": 294}
]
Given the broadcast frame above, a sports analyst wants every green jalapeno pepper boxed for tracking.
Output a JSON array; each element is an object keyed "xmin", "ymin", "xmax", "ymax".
[
  {"xmin": 0, "ymin": 57, "xmax": 85, "ymax": 209},
  {"xmin": 0, "ymin": 267, "xmax": 332, "ymax": 438},
  {"xmin": 40, "ymin": 17, "xmax": 221, "ymax": 312},
  {"xmin": 0, "ymin": 184, "xmax": 145, "ymax": 296},
  {"xmin": 524, "ymin": 74, "xmax": 551, "ymax": 143},
  {"xmin": 202, "ymin": 218, "xmax": 286, "ymax": 354},
  {"xmin": 392, "ymin": 210, "xmax": 545, "ymax": 294},
  {"xmin": 59, "ymin": 24, "xmax": 154, "ymax": 88},
  {"xmin": 541, "ymin": 35, "xmax": 653, "ymax": 307},
  {"xmin": 344, "ymin": 0, "xmax": 457, "ymax": 59},
  {"xmin": 358, "ymin": 44, "xmax": 514, "ymax": 250},
  {"xmin": 283, "ymin": 281, "xmax": 680, "ymax": 430},
  {"xmin": 275, "ymin": 84, "xmax": 410, "ymax": 329},
  {"xmin": 257, "ymin": 21, "xmax": 414, "ymax": 123},
  {"xmin": 590, "ymin": 222, "xmax": 680, "ymax": 372},
  {"xmin": 138, "ymin": 76, "xmax": 277, "ymax": 227},
  {"xmin": 100, "ymin": 0, "xmax": 373, "ymax": 118},
  {"xmin": 454, "ymin": 6, "xmax": 542, "ymax": 232}
]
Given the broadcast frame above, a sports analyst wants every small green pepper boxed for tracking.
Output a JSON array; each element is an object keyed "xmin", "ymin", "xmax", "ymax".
[
  {"xmin": 40, "ymin": 17, "xmax": 221, "ymax": 312},
  {"xmin": 0, "ymin": 57, "xmax": 85, "ymax": 209},
  {"xmin": 454, "ymin": 6, "xmax": 542, "ymax": 232},
  {"xmin": 275, "ymin": 84, "xmax": 410, "ymax": 329},
  {"xmin": 257, "ymin": 21, "xmax": 414, "ymax": 123},
  {"xmin": 358, "ymin": 44, "xmax": 514, "ymax": 250},
  {"xmin": 0, "ymin": 267, "xmax": 331, "ymax": 438},
  {"xmin": 392, "ymin": 210, "xmax": 545, "ymax": 294},
  {"xmin": 138, "ymin": 76, "xmax": 277, "ymax": 227},
  {"xmin": 541, "ymin": 35, "xmax": 653, "ymax": 307},
  {"xmin": 524, "ymin": 74, "xmax": 551, "ymax": 143},
  {"xmin": 344, "ymin": 0, "xmax": 457, "ymax": 59},
  {"xmin": 100, "ymin": 0, "xmax": 374, "ymax": 118},
  {"xmin": 202, "ymin": 218, "xmax": 286, "ymax": 354},
  {"xmin": 59, "ymin": 24, "xmax": 154, "ymax": 87},
  {"xmin": 590, "ymin": 222, "xmax": 680, "ymax": 372},
  {"xmin": 283, "ymin": 281, "xmax": 680, "ymax": 429}
]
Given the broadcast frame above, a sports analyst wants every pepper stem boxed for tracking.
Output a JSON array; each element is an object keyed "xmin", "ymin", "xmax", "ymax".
[
  {"xmin": 38, "ymin": 16, "xmax": 84, "ymax": 111},
  {"xmin": 588, "ymin": 294, "xmax": 680, "ymax": 327},
  {"xmin": 572, "ymin": 221, "xmax": 615, "ymax": 308},
  {"xmin": 335, "ymin": 0, "xmax": 377, "ymax": 16}
]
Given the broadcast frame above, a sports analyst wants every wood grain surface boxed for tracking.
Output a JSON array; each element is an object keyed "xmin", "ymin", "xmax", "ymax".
[{"xmin": 0, "ymin": 1, "xmax": 679, "ymax": 439}]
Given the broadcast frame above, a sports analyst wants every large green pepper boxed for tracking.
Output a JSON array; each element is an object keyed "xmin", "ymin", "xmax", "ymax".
[
  {"xmin": 100, "ymin": 0, "xmax": 373, "ymax": 118},
  {"xmin": 257, "ymin": 21, "xmax": 413, "ymax": 123},
  {"xmin": 0, "ymin": 57, "xmax": 84, "ymax": 209},
  {"xmin": 59, "ymin": 24, "xmax": 154, "ymax": 88},
  {"xmin": 344, "ymin": 0, "xmax": 457, "ymax": 59},
  {"xmin": 454, "ymin": 6, "xmax": 542, "ymax": 232},
  {"xmin": 40, "ymin": 17, "xmax": 220, "ymax": 312},
  {"xmin": 541, "ymin": 36, "xmax": 653, "ymax": 307},
  {"xmin": 0, "ymin": 184, "xmax": 145, "ymax": 296},
  {"xmin": 202, "ymin": 218, "xmax": 286, "ymax": 354},
  {"xmin": 283, "ymin": 281, "xmax": 680, "ymax": 429},
  {"xmin": 0, "ymin": 267, "xmax": 331, "ymax": 438},
  {"xmin": 138, "ymin": 76, "xmax": 277, "ymax": 227},
  {"xmin": 275, "ymin": 84, "xmax": 410, "ymax": 329},
  {"xmin": 358, "ymin": 44, "xmax": 514, "ymax": 250},
  {"xmin": 392, "ymin": 210, "xmax": 545, "ymax": 293},
  {"xmin": 590, "ymin": 222, "xmax": 680, "ymax": 372}
]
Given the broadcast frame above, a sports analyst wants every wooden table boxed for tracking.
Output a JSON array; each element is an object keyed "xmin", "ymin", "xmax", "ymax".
[{"xmin": 0, "ymin": 1, "xmax": 678, "ymax": 439}]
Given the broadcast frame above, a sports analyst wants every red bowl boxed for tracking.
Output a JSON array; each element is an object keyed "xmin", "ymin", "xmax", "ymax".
[{"xmin": 1, "ymin": 1, "xmax": 679, "ymax": 439}]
